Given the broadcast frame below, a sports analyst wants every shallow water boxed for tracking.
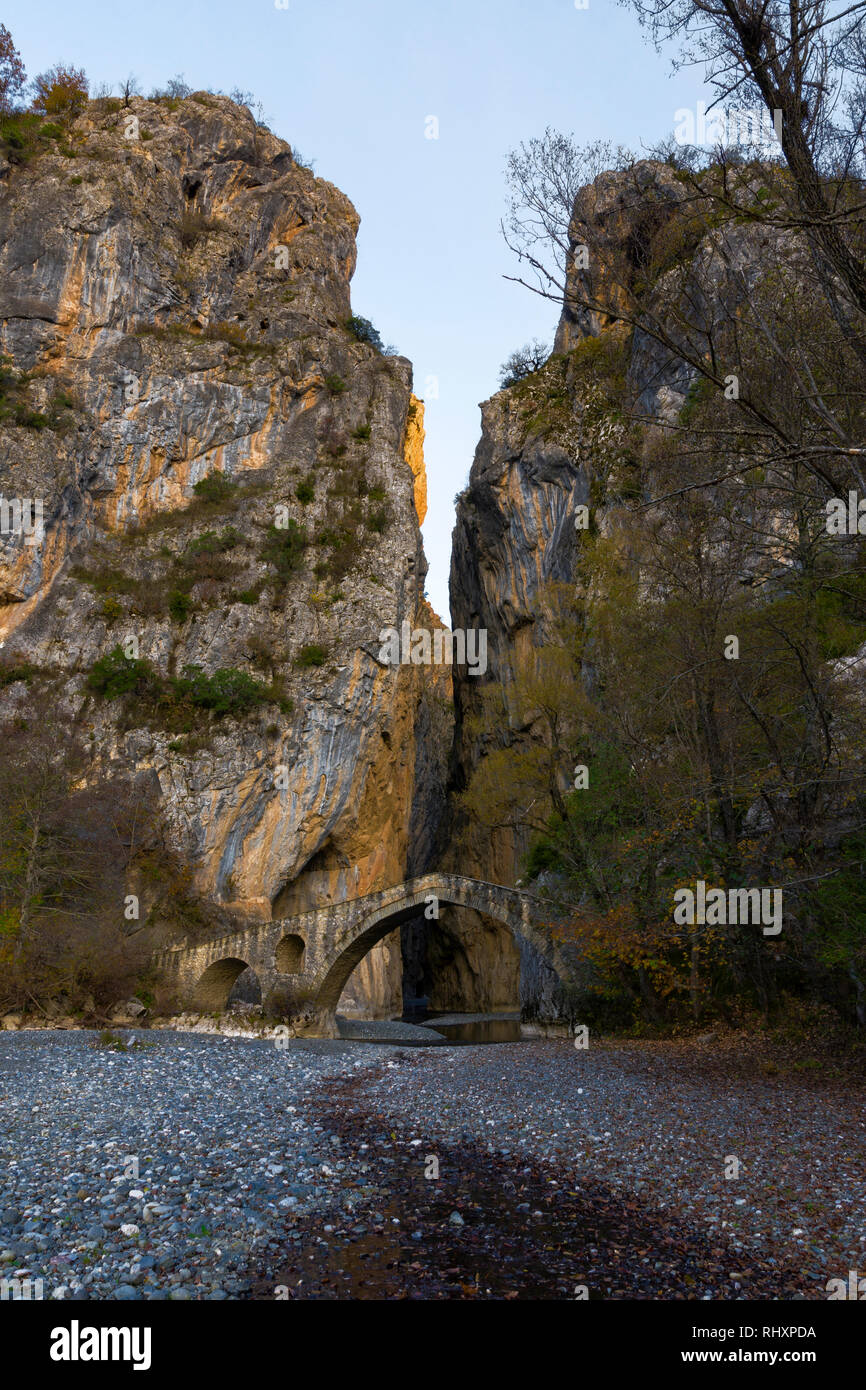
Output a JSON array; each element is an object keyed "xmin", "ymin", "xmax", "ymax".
[
  {"xmin": 335, "ymin": 1012, "xmax": 526, "ymax": 1047},
  {"xmin": 432, "ymin": 1018, "xmax": 524, "ymax": 1045}
]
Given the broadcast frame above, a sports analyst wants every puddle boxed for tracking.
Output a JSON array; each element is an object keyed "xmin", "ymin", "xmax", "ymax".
[
  {"xmin": 336, "ymin": 1013, "xmax": 526, "ymax": 1048},
  {"xmin": 432, "ymin": 1018, "xmax": 523, "ymax": 1045}
]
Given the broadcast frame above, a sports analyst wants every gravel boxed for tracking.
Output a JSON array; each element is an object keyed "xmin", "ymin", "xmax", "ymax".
[
  {"xmin": 0, "ymin": 1029, "xmax": 396, "ymax": 1301},
  {"xmin": 327, "ymin": 1037, "xmax": 866, "ymax": 1293},
  {"xmin": 3, "ymin": 1028, "xmax": 863, "ymax": 1301}
]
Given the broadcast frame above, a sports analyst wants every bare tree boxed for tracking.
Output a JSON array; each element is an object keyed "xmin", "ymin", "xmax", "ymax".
[
  {"xmin": 166, "ymin": 73, "xmax": 191, "ymax": 100},
  {"xmin": 118, "ymin": 72, "xmax": 140, "ymax": 107},
  {"xmin": 0, "ymin": 683, "xmax": 157, "ymax": 1009},
  {"xmin": 621, "ymin": 0, "xmax": 866, "ymax": 336},
  {"xmin": 502, "ymin": 131, "xmax": 634, "ymax": 305},
  {"xmin": 499, "ymin": 339, "xmax": 551, "ymax": 387},
  {"xmin": 503, "ymin": 140, "xmax": 866, "ymax": 496}
]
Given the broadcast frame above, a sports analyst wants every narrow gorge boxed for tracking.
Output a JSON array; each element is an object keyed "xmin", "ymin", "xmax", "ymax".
[
  {"xmin": 0, "ymin": 89, "xmax": 568, "ymax": 1031},
  {"xmin": 2, "ymin": 7, "xmax": 865, "ymax": 1321},
  {"xmin": 2, "ymin": 96, "xmax": 863, "ymax": 1037}
]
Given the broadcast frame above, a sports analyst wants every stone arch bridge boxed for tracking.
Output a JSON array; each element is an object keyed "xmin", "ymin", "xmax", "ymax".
[{"xmin": 154, "ymin": 873, "xmax": 572, "ymax": 1038}]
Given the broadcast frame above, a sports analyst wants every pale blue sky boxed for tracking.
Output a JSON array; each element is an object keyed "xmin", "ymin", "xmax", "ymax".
[{"xmin": 5, "ymin": 0, "xmax": 709, "ymax": 617}]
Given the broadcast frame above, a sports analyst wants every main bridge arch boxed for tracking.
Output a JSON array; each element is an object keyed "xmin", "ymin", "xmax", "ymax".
[
  {"xmin": 310, "ymin": 874, "xmax": 566, "ymax": 1016},
  {"xmin": 156, "ymin": 873, "xmax": 569, "ymax": 1037}
]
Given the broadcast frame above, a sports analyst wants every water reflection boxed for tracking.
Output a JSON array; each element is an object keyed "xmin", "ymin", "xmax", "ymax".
[{"xmin": 432, "ymin": 1018, "xmax": 523, "ymax": 1045}]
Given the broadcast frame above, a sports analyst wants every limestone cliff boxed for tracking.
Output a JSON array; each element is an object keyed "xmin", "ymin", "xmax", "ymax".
[
  {"xmin": 446, "ymin": 160, "xmax": 739, "ymax": 1016},
  {"xmin": 447, "ymin": 157, "xmax": 866, "ymax": 1027},
  {"xmin": 403, "ymin": 394, "xmax": 427, "ymax": 526},
  {"xmin": 0, "ymin": 91, "xmax": 434, "ymax": 1017}
]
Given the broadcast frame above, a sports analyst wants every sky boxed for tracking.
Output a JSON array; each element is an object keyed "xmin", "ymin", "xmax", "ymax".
[{"xmin": 3, "ymin": 0, "xmax": 712, "ymax": 618}]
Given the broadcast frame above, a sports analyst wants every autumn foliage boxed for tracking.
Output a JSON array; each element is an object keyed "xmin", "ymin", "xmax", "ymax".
[
  {"xmin": 30, "ymin": 62, "xmax": 88, "ymax": 117},
  {"xmin": 0, "ymin": 23, "xmax": 25, "ymax": 114}
]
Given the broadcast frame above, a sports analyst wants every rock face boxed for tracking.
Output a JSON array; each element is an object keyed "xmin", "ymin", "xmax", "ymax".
[
  {"xmin": 403, "ymin": 395, "xmax": 427, "ymax": 526},
  {"xmin": 446, "ymin": 160, "xmax": 722, "ymax": 1018},
  {"xmin": 444, "ymin": 384, "xmax": 586, "ymax": 1015},
  {"xmin": 0, "ymin": 92, "xmax": 439, "ymax": 1017},
  {"xmin": 553, "ymin": 160, "xmax": 688, "ymax": 354}
]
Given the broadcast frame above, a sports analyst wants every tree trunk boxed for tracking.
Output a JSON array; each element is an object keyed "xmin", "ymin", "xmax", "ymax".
[
  {"xmin": 690, "ymin": 933, "xmax": 701, "ymax": 1023},
  {"xmin": 13, "ymin": 817, "xmax": 41, "ymax": 964}
]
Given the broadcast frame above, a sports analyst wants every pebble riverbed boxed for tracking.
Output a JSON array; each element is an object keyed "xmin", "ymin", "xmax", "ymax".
[
  {"xmin": 0, "ymin": 1030, "xmax": 392, "ymax": 1301},
  {"xmin": 2, "ymin": 1029, "xmax": 864, "ymax": 1299}
]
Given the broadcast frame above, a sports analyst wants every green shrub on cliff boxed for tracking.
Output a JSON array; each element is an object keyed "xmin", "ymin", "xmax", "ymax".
[
  {"xmin": 87, "ymin": 646, "xmax": 156, "ymax": 700},
  {"xmin": 87, "ymin": 647, "xmax": 289, "ymax": 722},
  {"xmin": 169, "ymin": 665, "xmax": 266, "ymax": 716},
  {"xmin": 192, "ymin": 471, "xmax": 237, "ymax": 504},
  {"xmin": 0, "ymin": 355, "xmax": 74, "ymax": 429},
  {"xmin": 100, "ymin": 595, "xmax": 123, "ymax": 622},
  {"xmin": 0, "ymin": 661, "xmax": 37, "ymax": 687},
  {"xmin": 168, "ymin": 588, "xmax": 193, "ymax": 623},
  {"xmin": 345, "ymin": 316, "xmax": 384, "ymax": 352},
  {"xmin": 187, "ymin": 526, "xmax": 241, "ymax": 555},
  {"xmin": 259, "ymin": 518, "xmax": 307, "ymax": 580},
  {"xmin": 70, "ymin": 564, "xmax": 137, "ymax": 596},
  {"xmin": 296, "ymin": 644, "xmax": 327, "ymax": 668},
  {"xmin": 499, "ymin": 339, "xmax": 550, "ymax": 388}
]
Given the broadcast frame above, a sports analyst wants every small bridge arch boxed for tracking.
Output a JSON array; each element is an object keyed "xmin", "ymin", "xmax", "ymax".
[
  {"xmin": 192, "ymin": 956, "xmax": 256, "ymax": 1011},
  {"xmin": 275, "ymin": 933, "xmax": 305, "ymax": 973}
]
